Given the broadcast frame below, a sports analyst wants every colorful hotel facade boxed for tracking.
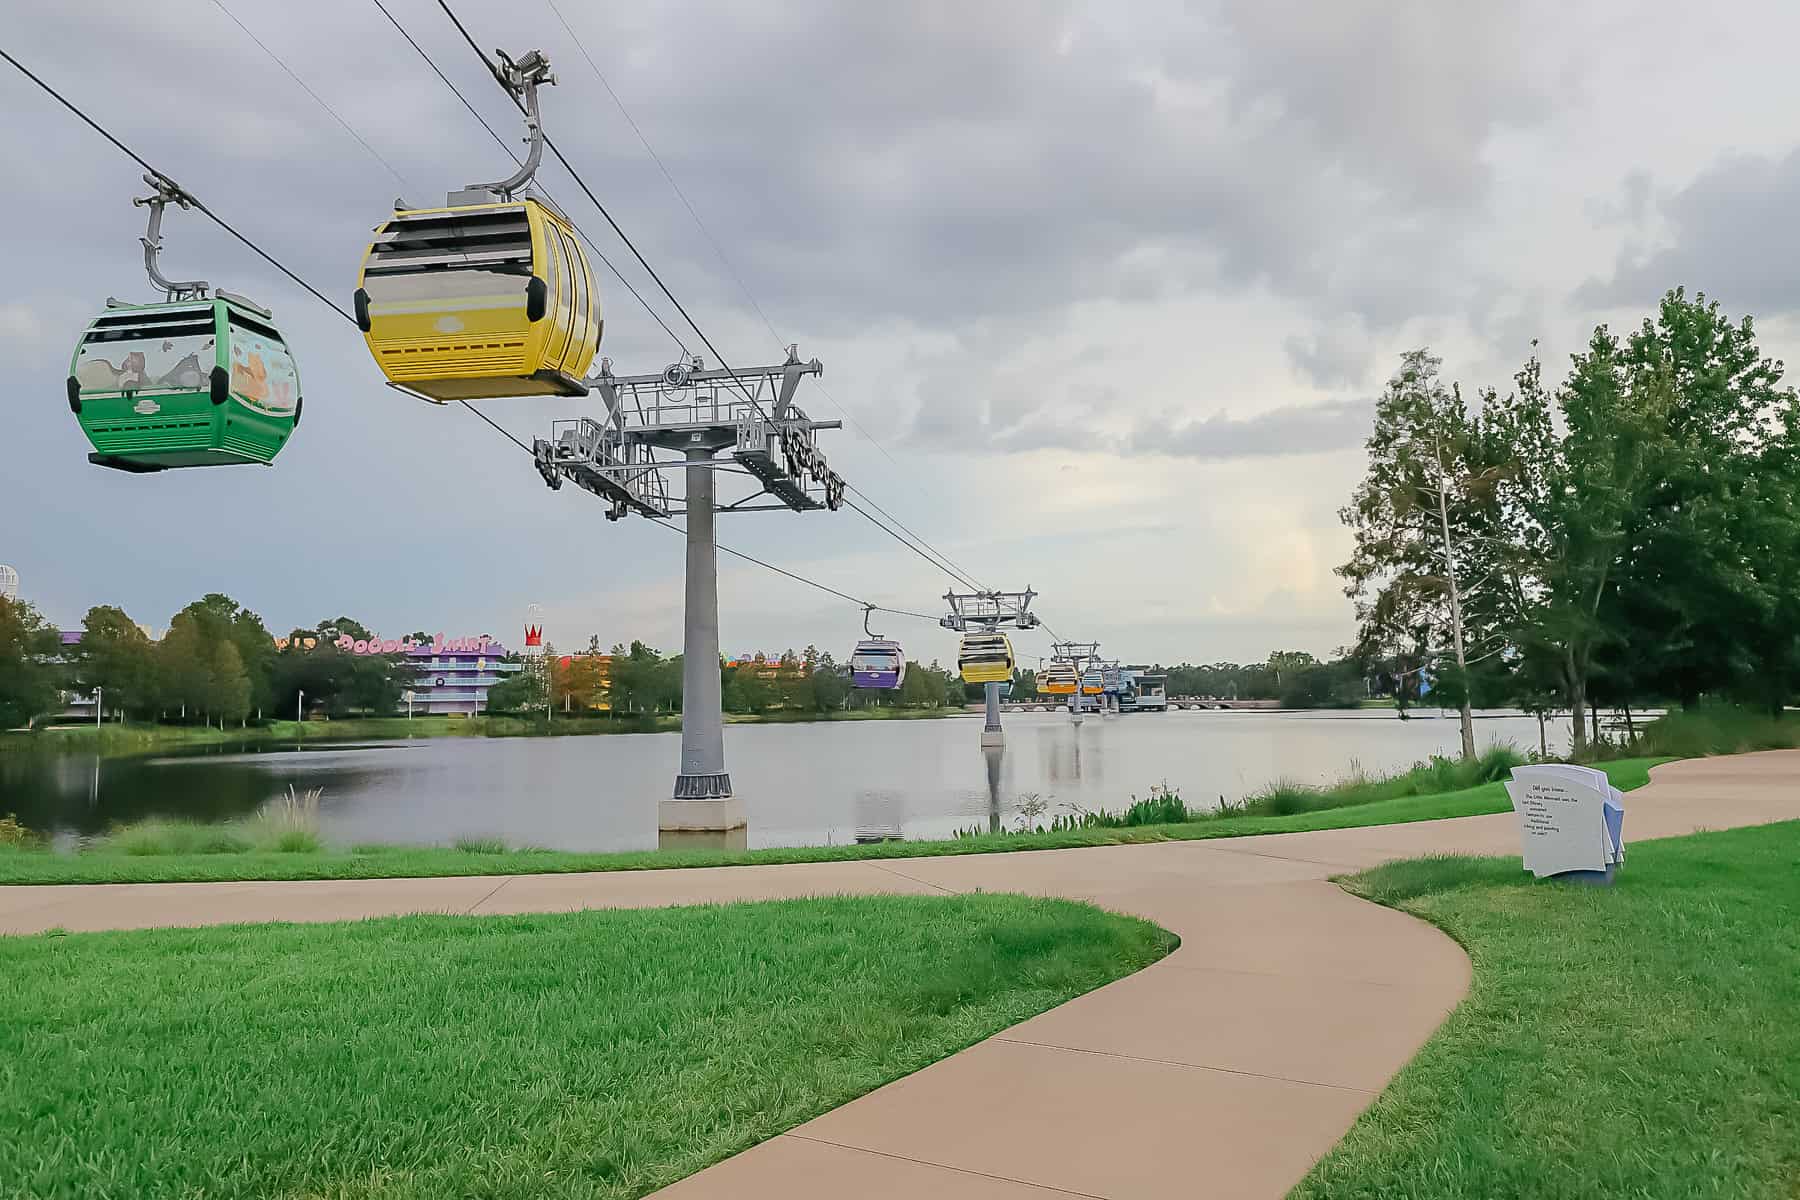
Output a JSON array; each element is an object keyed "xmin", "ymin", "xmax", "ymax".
[{"xmin": 310, "ymin": 632, "xmax": 524, "ymax": 716}]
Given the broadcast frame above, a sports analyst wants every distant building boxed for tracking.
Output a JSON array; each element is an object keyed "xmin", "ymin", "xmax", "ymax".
[
  {"xmin": 0, "ymin": 565, "xmax": 17, "ymax": 601},
  {"xmin": 399, "ymin": 634, "xmax": 521, "ymax": 716},
  {"xmin": 280, "ymin": 631, "xmax": 527, "ymax": 716},
  {"xmin": 725, "ymin": 652, "xmax": 810, "ymax": 680},
  {"xmin": 58, "ymin": 630, "xmax": 98, "ymax": 721}
]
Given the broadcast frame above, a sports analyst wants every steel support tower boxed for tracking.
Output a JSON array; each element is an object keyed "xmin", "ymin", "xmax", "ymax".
[
  {"xmin": 532, "ymin": 347, "xmax": 843, "ymax": 837},
  {"xmin": 941, "ymin": 589, "xmax": 1039, "ymax": 748},
  {"xmin": 1051, "ymin": 640, "xmax": 1100, "ymax": 723}
]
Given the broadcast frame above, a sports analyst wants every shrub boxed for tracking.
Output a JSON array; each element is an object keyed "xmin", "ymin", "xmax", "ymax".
[
  {"xmin": 0, "ymin": 814, "xmax": 35, "ymax": 848},
  {"xmin": 108, "ymin": 819, "xmax": 254, "ymax": 856},
  {"xmin": 1602, "ymin": 702, "xmax": 1800, "ymax": 762},
  {"xmin": 1237, "ymin": 745, "xmax": 1527, "ymax": 817},
  {"xmin": 248, "ymin": 785, "xmax": 323, "ymax": 853}
]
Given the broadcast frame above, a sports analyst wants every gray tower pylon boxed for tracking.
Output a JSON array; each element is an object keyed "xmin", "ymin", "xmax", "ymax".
[
  {"xmin": 940, "ymin": 589, "xmax": 1038, "ymax": 750},
  {"xmin": 531, "ymin": 348, "xmax": 843, "ymax": 841}
]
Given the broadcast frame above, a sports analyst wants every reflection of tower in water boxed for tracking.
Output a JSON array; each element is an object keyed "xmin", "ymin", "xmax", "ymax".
[
  {"xmin": 983, "ymin": 746, "xmax": 1004, "ymax": 834},
  {"xmin": 854, "ymin": 788, "xmax": 905, "ymax": 843},
  {"xmin": 1037, "ymin": 719, "xmax": 1107, "ymax": 796}
]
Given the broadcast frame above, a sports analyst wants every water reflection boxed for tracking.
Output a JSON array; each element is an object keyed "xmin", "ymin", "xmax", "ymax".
[
  {"xmin": 982, "ymin": 746, "xmax": 1003, "ymax": 835},
  {"xmin": 1, "ymin": 710, "xmax": 1569, "ymax": 854}
]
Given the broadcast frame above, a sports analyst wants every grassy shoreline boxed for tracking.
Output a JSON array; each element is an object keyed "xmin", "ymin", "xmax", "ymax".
[
  {"xmin": 1, "ymin": 707, "xmax": 964, "ymax": 757},
  {"xmin": 0, "ymin": 758, "xmax": 1661, "ymax": 886},
  {"xmin": 1, "ymin": 894, "xmax": 1173, "ymax": 1199},
  {"xmin": 1297, "ymin": 821, "xmax": 1800, "ymax": 1198}
]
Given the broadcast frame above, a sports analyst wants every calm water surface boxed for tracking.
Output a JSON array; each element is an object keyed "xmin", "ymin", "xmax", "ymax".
[{"xmin": 1, "ymin": 709, "xmax": 1566, "ymax": 852}]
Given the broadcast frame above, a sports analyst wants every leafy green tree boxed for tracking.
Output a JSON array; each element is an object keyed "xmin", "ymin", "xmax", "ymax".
[
  {"xmin": 1607, "ymin": 290, "xmax": 1796, "ymax": 710},
  {"xmin": 608, "ymin": 641, "xmax": 670, "ymax": 713},
  {"xmin": 1265, "ymin": 650, "xmax": 1319, "ymax": 687},
  {"xmin": 77, "ymin": 605, "xmax": 154, "ymax": 717},
  {"xmin": 722, "ymin": 665, "xmax": 774, "ymax": 714},
  {"xmin": 0, "ymin": 596, "xmax": 65, "ymax": 729},
  {"xmin": 485, "ymin": 670, "xmax": 542, "ymax": 714},
  {"xmin": 154, "ymin": 613, "xmax": 213, "ymax": 720},
  {"xmin": 318, "ymin": 616, "xmax": 374, "ymax": 642},
  {"xmin": 1278, "ymin": 662, "xmax": 1362, "ymax": 709},
  {"xmin": 205, "ymin": 640, "xmax": 252, "ymax": 726},
  {"xmin": 808, "ymin": 665, "xmax": 852, "ymax": 712},
  {"xmin": 264, "ymin": 617, "xmax": 409, "ymax": 719},
  {"xmin": 1339, "ymin": 350, "xmax": 1506, "ymax": 759}
]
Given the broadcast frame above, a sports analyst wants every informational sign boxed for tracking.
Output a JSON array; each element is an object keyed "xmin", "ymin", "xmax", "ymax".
[{"xmin": 1504, "ymin": 764, "xmax": 1625, "ymax": 879}]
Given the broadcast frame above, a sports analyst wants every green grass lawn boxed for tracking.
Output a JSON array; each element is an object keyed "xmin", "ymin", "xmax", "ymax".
[
  {"xmin": 0, "ymin": 894, "xmax": 1172, "ymax": 1200},
  {"xmin": 0, "ymin": 760, "xmax": 1663, "ymax": 886},
  {"xmin": 1296, "ymin": 820, "xmax": 1800, "ymax": 1199}
]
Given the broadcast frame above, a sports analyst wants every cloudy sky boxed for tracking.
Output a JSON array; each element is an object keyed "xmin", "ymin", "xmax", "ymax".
[{"xmin": 5, "ymin": 0, "xmax": 1798, "ymax": 667}]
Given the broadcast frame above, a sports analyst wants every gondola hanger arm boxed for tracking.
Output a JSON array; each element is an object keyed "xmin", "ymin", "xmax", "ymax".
[{"xmin": 133, "ymin": 172, "xmax": 209, "ymax": 301}]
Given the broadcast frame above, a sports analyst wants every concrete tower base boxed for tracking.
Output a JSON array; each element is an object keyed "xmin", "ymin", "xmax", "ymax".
[{"xmin": 658, "ymin": 796, "xmax": 746, "ymax": 833}]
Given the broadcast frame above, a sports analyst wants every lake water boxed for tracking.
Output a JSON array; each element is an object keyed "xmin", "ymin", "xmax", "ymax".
[{"xmin": 1, "ymin": 709, "xmax": 1566, "ymax": 852}]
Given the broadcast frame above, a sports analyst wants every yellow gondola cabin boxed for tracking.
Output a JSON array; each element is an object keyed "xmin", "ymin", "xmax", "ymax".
[{"xmin": 354, "ymin": 197, "xmax": 601, "ymax": 402}]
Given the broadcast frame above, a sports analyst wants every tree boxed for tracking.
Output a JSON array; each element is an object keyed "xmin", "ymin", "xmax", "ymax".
[
  {"xmin": 722, "ymin": 664, "xmax": 774, "ymax": 714},
  {"xmin": 77, "ymin": 605, "xmax": 154, "ymax": 718},
  {"xmin": 485, "ymin": 670, "xmax": 542, "ymax": 714},
  {"xmin": 264, "ymin": 616, "xmax": 409, "ymax": 719},
  {"xmin": 1606, "ymin": 290, "xmax": 1794, "ymax": 710},
  {"xmin": 318, "ymin": 616, "xmax": 374, "ymax": 643},
  {"xmin": 0, "ymin": 596, "xmax": 65, "ymax": 729},
  {"xmin": 808, "ymin": 664, "xmax": 852, "ymax": 712},
  {"xmin": 205, "ymin": 640, "xmax": 252, "ymax": 727},
  {"xmin": 1265, "ymin": 650, "xmax": 1319, "ymax": 687},
  {"xmin": 163, "ymin": 595, "xmax": 279, "ymax": 720},
  {"xmin": 154, "ymin": 613, "xmax": 213, "ymax": 720},
  {"xmin": 607, "ymin": 641, "xmax": 669, "ymax": 713},
  {"xmin": 1278, "ymin": 661, "xmax": 1362, "ymax": 709},
  {"xmin": 1340, "ymin": 350, "xmax": 1507, "ymax": 760},
  {"xmin": 558, "ymin": 654, "xmax": 609, "ymax": 712}
]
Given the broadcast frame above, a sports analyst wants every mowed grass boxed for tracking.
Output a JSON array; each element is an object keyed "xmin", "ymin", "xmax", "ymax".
[
  {"xmin": 0, "ymin": 759, "xmax": 1663, "ymax": 885},
  {"xmin": 1296, "ymin": 820, "xmax": 1800, "ymax": 1200},
  {"xmin": 0, "ymin": 894, "xmax": 1174, "ymax": 1200}
]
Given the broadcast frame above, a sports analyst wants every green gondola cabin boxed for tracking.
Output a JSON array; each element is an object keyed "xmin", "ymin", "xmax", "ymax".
[{"xmin": 68, "ymin": 292, "xmax": 300, "ymax": 472}]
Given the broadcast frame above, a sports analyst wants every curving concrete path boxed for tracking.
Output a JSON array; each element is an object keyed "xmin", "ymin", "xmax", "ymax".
[{"xmin": 4, "ymin": 751, "xmax": 1798, "ymax": 1198}]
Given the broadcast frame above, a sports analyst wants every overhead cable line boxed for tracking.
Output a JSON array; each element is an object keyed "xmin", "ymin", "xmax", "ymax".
[
  {"xmin": 440, "ymin": 0, "xmax": 996, "ymax": 602},
  {"xmin": 846, "ymin": 486, "xmax": 988, "ymax": 591},
  {"xmin": 648, "ymin": 519, "xmax": 939, "ymax": 622},
  {"xmin": 843, "ymin": 498, "xmax": 985, "ymax": 593},
  {"xmin": 211, "ymin": 0, "xmax": 414, "ymax": 191},
  {"xmin": 0, "ymin": 42, "xmax": 986, "ymax": 637},
  {"xmin": 0, "ymin": 46, "xmax": 356, "ymax": 325},
  {"xmin": 433, "ymin": 0, "xmax": 784, "ymax": 421},
  {"xmin": 536, "ymin": 0, "xmax": 990, "ymax": 593}
]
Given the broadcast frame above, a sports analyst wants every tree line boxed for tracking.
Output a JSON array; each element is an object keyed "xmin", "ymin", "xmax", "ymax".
[
  {"xmin": 0, "ymin": 589, "xmax": 1377, "ymax": 731},
  {"xmin": 490, "ymin": 639, "xmax": 973, "ymax": 716},
  {"xmin": 0, "ymin": 594, "xmax": 416, "ymax": 729},
  {"xmin": 1340, "ymin": 287, "xmax": 1800, "ymax": 758}
]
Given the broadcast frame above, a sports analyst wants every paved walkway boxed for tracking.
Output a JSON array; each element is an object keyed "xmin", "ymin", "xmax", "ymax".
[{"xmin": 5, "ymin": 751, "xmax": 1798, "ymax": 1198}]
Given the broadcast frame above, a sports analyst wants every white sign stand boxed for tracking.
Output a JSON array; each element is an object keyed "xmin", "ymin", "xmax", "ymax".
[{"xmin": 1505, "ymin": 764, "xmax": 1625, "ymax": 882}]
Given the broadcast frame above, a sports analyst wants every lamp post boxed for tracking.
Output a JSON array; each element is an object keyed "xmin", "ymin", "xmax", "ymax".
[
  {"xmin": 94, "ymin": 686, "xmax": 102, "ymax": 729},
  {"xmin": 296, "ymin": 689, "xmax": 304, "ymax": 725}
]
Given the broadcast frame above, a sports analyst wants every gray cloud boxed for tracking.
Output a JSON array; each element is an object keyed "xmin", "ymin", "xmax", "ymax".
[
  {"xmin": 922, "ymin": 395, "xmax": 1373, "ymax": 463},
  {"xmin": 1283, "ymin": 328, "xmax": 1372, "ymax": 390},
  {"xmin": 1581, "ymin": 148, "xmax": 1800, "ymax": 315},
  {"xmin": 1119, "ymin": 398, "xmax": 1373, "ymax": 462}
]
